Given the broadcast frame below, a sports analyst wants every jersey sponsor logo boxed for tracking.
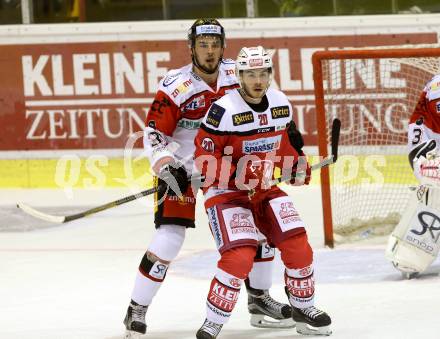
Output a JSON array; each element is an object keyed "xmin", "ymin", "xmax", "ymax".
[
  {"xmin": 279, "ymin": 202, "xmax": 301, "ymax": 224},
  {"xmin": 225, "ymin": 69, "xmax": 235, "ymax": 76},
  {"xmin": 148, "ymin": 261, "xmax": 169, "ymax": 280},
  {"xmin": 208, "ymin": 279, "xmax": 240, "ymax": 312},
  {"xmin": 163, "ymin": 72, "xmax": 181, "ymax": 87},
  {"xmin": 285, "ymin": 275, "xmax": 315, "ymax": 299},
  {"xmin": 242, "ymin": 135, "xmax": 281, "ymax": 154},
  {"xmin": 230, "ymin": 213, "xmax": 254, "ymax": 234},
  {"xmin": 201, "ymin": 137, "xmax": 215, "ymax": 153},
  {"xmin": 208, "ymin": 207, "xmax": 224, "ymax": 249},
  {"xmin": 259, "ymin": 242, "xmax": 275, "ymax": 259},
  {"xmin": 177, "ymin": 118, "xmax": 201, "ymax": 130},
  {"xmin": 171, "ymin": 79, "xmax": 193, "ymax": 98},
  {"xmin": 404, "ymin": 208, "xmax": 440, "ymax": 255},
  {"xmin": 196, "ymin": 24, "xmax": 221, "ymax": 35},
  {"xmin": 184, "ymin": 95, "xmax": 205, "ymax": 111},
  {"xmin": 190, "ymin": 71, "xmax": 202, "ymax": 81},
  {"xmin": 298, "ymin": 265, "xmax": 313, "ymax": 277},
  {"xmin": 168, "ymin": 195, "xmax": 195, "ymax": 205},
  {"xmin": 206, "ymin": 103, "xmax": 225, "ymax": 128},
  {"xmin": 229, "ymin": 278, "xmax": 241, "ymax": 288},
  {"xmin": 271, "ymin": 105, "xmax": 290, "ymax": 119},
  {"xmin": 411, "ymin": 211, "xmax": 440, "ymax": 241},
  {"xmin": 257, "ymin": 127, "xmax": 273, "ymax": 133},
  {"xmin": 232, "ymin": 111, "xmax": 254, "ymax": 126}
]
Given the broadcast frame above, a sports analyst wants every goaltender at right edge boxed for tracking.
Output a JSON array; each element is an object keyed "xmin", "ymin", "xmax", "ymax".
[{"xmin": 386, "ymin": 74, "xmax": 440, "ymax": 279}]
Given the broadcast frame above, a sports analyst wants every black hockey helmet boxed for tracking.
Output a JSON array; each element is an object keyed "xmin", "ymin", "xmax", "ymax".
[{"xmin": 187, "ymin": 18, "xmax": 226, "ymax": 48}]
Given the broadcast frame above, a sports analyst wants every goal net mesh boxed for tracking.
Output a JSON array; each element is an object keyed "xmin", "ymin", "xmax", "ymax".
[{"xmin": 317, "ymin": 46, "xmax": 440, "ymax": 242}]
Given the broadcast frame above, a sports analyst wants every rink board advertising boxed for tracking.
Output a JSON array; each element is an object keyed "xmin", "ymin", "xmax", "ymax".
[{"xmin": 0, "ymin": 31, "xmax": 437, "ymax": 152}]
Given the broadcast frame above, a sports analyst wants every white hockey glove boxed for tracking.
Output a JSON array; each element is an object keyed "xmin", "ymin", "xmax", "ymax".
[
  {"xmin": 419, "ymin": 157, "xmax": 440, "ymax": 183},
  {"xmin": 410, "ymin": 140, "xmax": 440, "ymax": 186}
]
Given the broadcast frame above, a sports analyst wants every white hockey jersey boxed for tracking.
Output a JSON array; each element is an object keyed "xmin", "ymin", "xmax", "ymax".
[
  {"xmin": 144, "ymin": 60, "xmax": 239, "ymax": 173},
  {"xmin": 194, "ymin": 88, "xmax": 300, "ymax": 198}
]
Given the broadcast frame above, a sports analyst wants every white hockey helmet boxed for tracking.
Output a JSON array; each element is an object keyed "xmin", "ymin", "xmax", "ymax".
[
  {"xmin": 236, "ymin": 46, "xmax": 273, "ymax": 95},
  {"xmin": 236, "ymin": 46, "xmax": 272, "ymax": 71}
]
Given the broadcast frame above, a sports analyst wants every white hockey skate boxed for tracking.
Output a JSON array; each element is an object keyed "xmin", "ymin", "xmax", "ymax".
[
  {"xmin": 247, "ymin": 287, "xmax": 295, "ymax": 328},
  {"xmin": 123, "ymin": 300, "xmax": 148, "ymax": 339}
]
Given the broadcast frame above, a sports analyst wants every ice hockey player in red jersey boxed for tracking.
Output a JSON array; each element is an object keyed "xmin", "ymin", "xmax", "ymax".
[
  {"xmin": 193, "ymin": 46, "xmax": 332, "ymax": 338},
  {"xmin": 386, "ymin": 74, "xmax": 440, "ymax": 278},
  {"xmin": 123, "ymin": 20, "xmax": 294, "ymax": 338}
]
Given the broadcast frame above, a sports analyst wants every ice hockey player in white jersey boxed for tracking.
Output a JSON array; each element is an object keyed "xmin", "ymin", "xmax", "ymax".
[
  {"xmin": 123, "ymin": 19, "xmax": 294, "ymax": 338},
  {"xmin": 386, "ymin": 74, "xmax": 440, "ymax": 278},
  {"xmin": 194, "ymin": 46, "xmax": 331, "ymax": 339}
]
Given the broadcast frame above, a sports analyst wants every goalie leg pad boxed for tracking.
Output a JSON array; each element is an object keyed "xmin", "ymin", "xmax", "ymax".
[{"xmin": 385, "ymin": 186, "xmax": 440, "ymax": 275}]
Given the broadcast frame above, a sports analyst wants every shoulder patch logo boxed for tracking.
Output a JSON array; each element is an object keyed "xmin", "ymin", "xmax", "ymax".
[
  {"xmin": 206, "ymin": 103, "xmax": 225, "ymax": 128},
  {"xmin": 232, "ymin": 111, "xmax": 254, "ymax": 126},
  {"xmin": 271, "ymin": 106, "xmax": 290, "ymax": 119}
]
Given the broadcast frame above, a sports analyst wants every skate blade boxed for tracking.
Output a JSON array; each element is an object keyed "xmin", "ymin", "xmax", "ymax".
[
  {"xmin": 124, "ymin": 330, "xmax": 147, "ymax": 339},
  {"xmin": 402, "ymin": 271, "xmax": 419, "ymax": 280},
  {"xmin": 250, "ymin": 314, "xmax": 296, "ymax": 329},
  {"xmin": 296, "ymin": 323, "xmax": 332, "ymax": 336}
]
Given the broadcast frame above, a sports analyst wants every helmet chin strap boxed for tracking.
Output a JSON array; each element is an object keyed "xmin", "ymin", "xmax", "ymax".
[
  {"xmin": 192, "ymin": 50, "xmax": 222, "ymax": 75},
  {"xmin": 239, "ymin": 88, "xmax": 263, "ymax": 104}
]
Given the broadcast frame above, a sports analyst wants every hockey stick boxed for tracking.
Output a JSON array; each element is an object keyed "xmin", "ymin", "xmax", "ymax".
[
  {"xmin": 17, "ymin": 187, "xmax": 158, "ymax": 223},
  {"xmin": 17, "ymin": 170, "xmax": 207, "ymax": 223},
  {"xmin": 269, "ymin": 118, "xmax": 340, "ymax": 186}
]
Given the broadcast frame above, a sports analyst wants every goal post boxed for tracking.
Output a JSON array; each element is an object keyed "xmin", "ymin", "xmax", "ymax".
[{"xmin": 312, "ymin": 47, "xmax": 440, "ymax": 248}]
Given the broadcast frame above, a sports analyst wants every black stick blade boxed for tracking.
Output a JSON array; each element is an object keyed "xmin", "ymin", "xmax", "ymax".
[{"xmin": 331, "ymin": 118, "xmax": 341, "ymax": 162}]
